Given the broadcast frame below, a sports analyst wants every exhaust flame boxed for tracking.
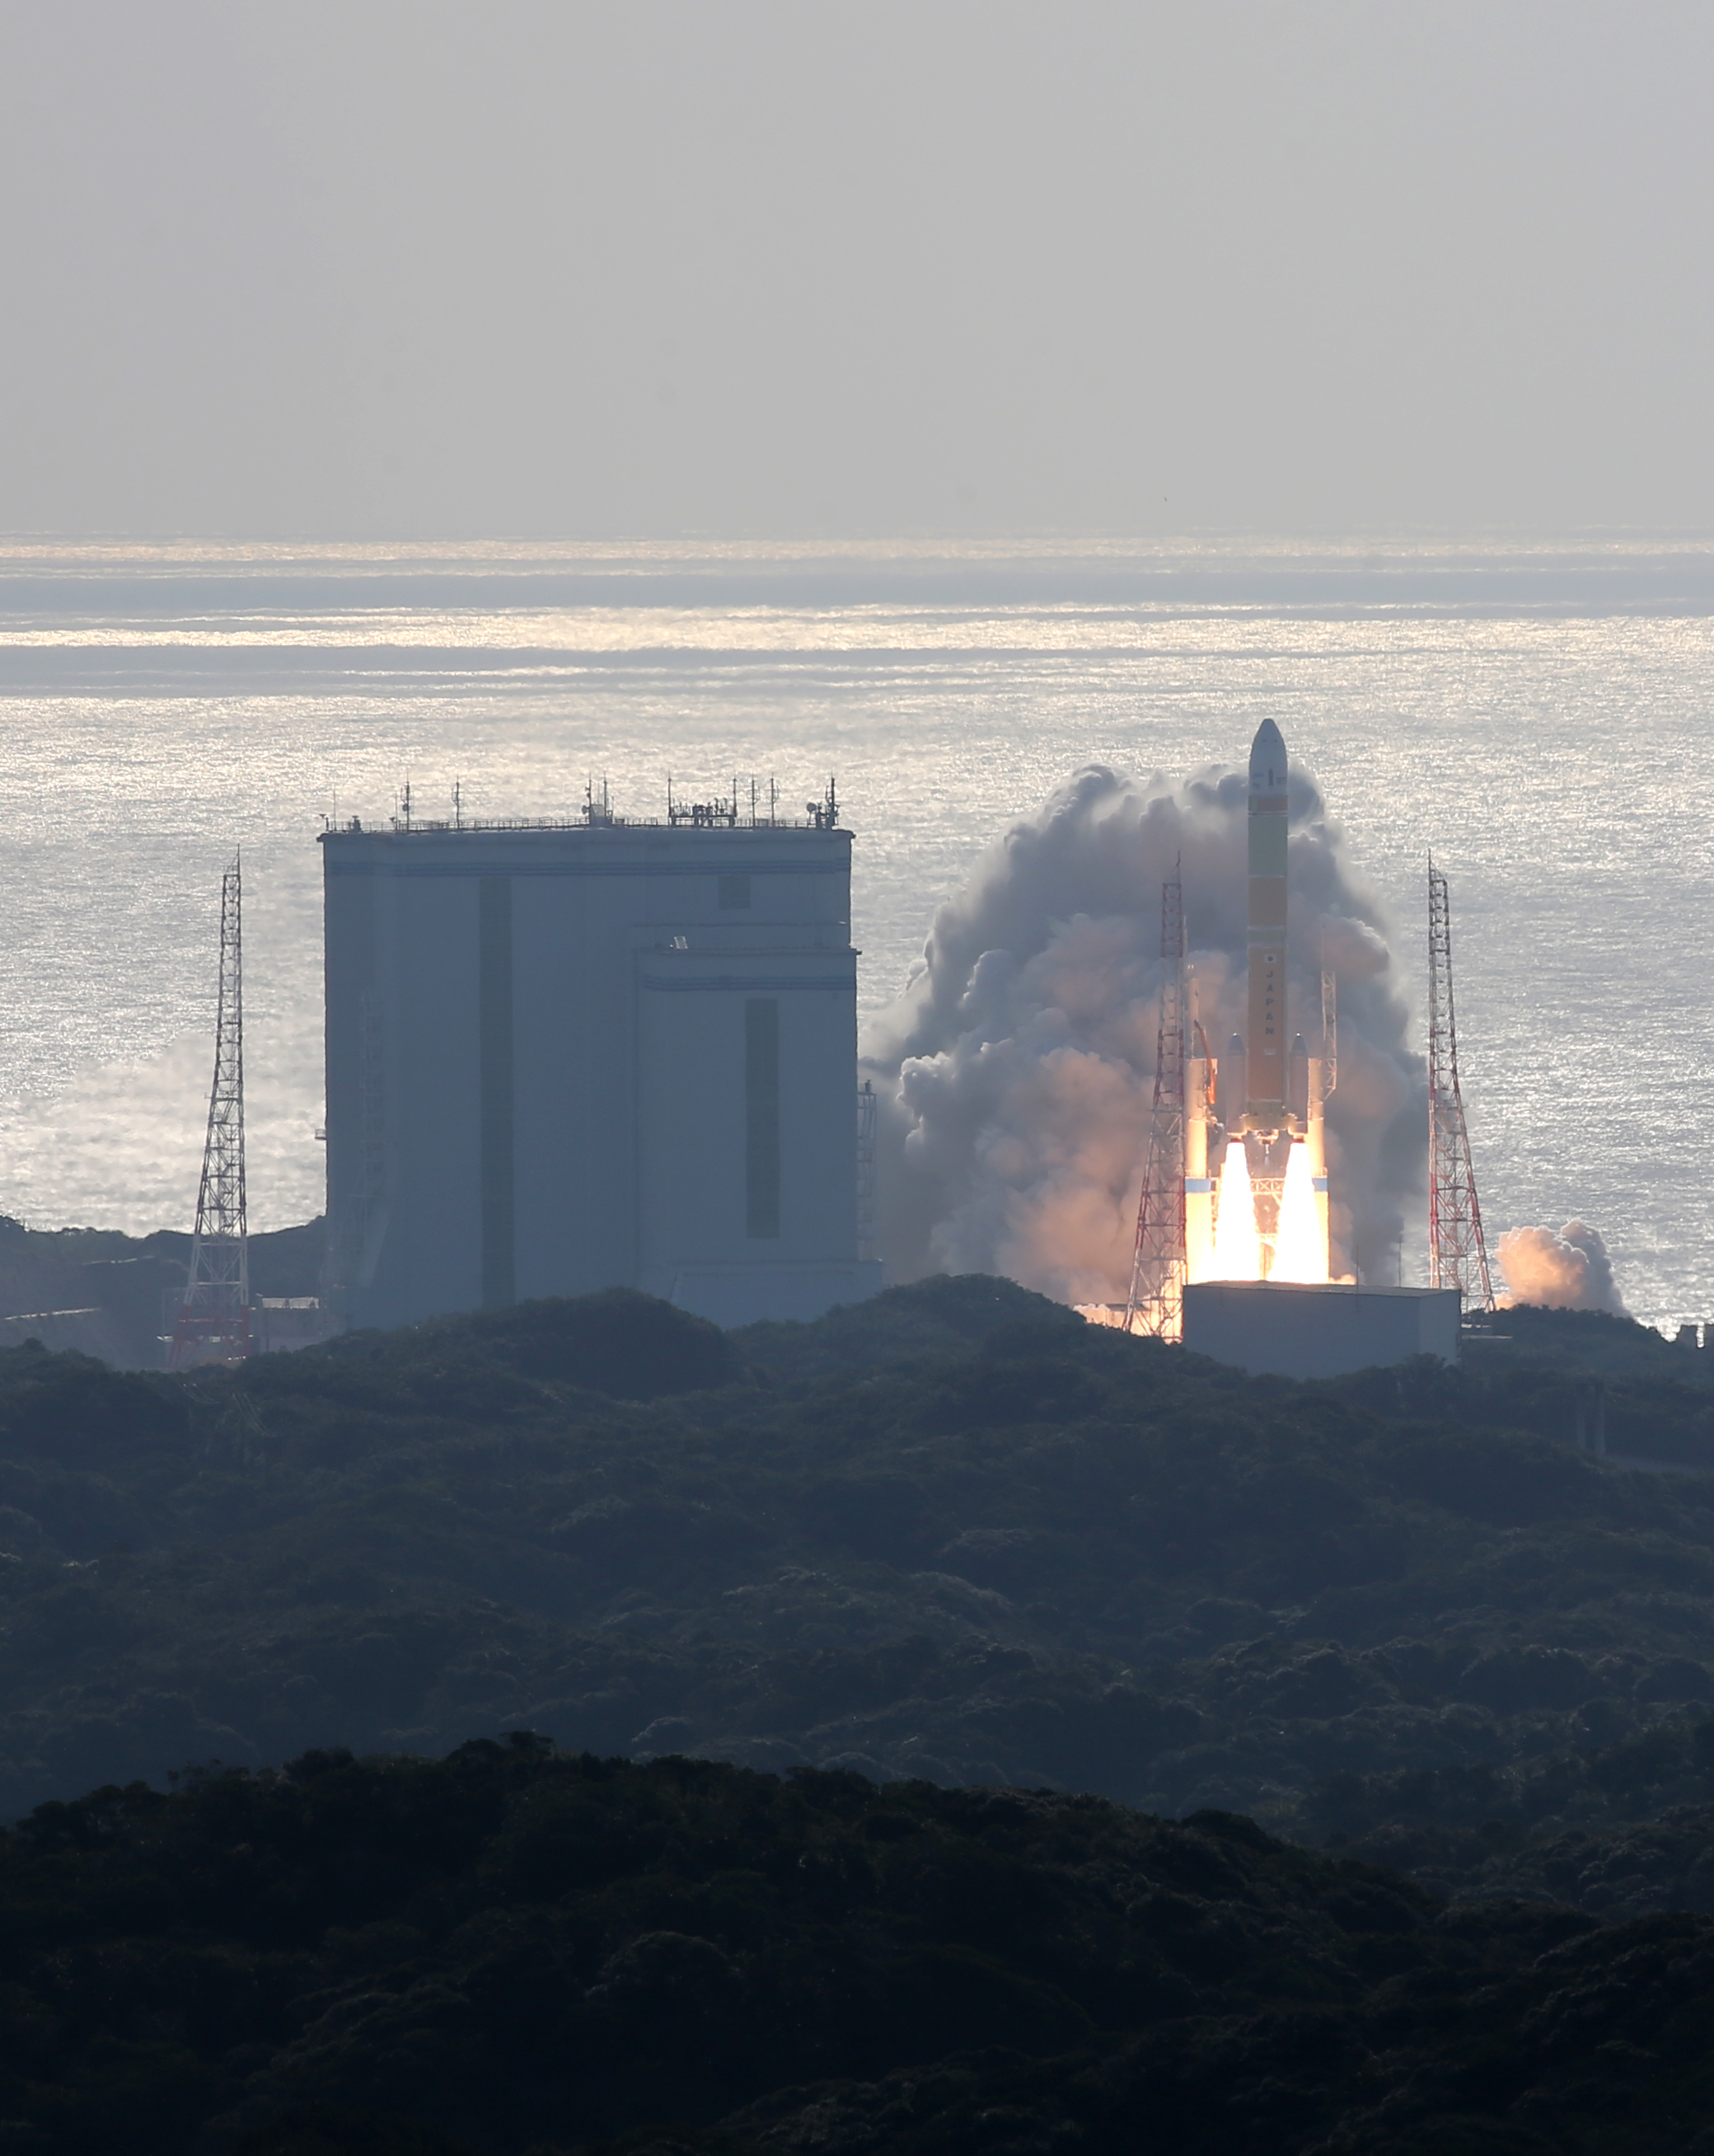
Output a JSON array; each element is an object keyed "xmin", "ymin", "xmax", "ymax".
[
  {"xmin": 1270, "ymin": 1137, "xmax": 1328, "ymax": 1283},
  {"xmin": 1210, "ymin": 1139, "xmax": 1263, "ymax": 1281}
]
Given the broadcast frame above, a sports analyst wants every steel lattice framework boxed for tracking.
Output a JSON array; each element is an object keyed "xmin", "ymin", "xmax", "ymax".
[
  {"xmin": 1427, "ymin": 855, "xmax": 1496, "ymax": 1310},
  {"xmin": 855, "ymin": 1080, "xmax": 878, "ymax": 1263},
  {"xmin": 1125, "ymin": 865, "xmax": 1187, "ymax": 1338},
  {"xmin": 169, "ymin": 858, "xmax": 251, "ymax": 1370}
]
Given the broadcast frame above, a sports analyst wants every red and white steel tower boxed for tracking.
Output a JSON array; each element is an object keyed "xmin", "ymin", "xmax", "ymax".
[
  {"xmin": 1125, "ymin": 865, "xmax": 1187, "ymax": 1338},
  {"xmin": 169, "ymin": 857, "xmax": 251, "ymax": 1370},
  {"xmin": 1426, "ymin": 855, "xmax": 1496, "ymax": 1310}
]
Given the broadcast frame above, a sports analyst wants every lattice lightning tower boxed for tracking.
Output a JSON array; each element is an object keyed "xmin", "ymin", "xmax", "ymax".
[
  {"xmin": 1125, "ymin": 865, "xmax": 1187, "ymax": 1338},
  {"xmin": 1426, "ymin": 855, "xmax": 1496, "ymax": 1310},
  {"xmin": 169, "ymin": 857, "xmax": 251, "ymax": 1370}
]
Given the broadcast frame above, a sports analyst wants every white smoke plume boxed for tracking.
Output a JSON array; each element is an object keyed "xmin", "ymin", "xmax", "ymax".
[
  {"xmin": 1496, "ymin": 1221, "xmax": 1627, "ymax": 1316},
  {"xmin": 861, "ymin": 762, "xmax": 1425, "ymax": 1302}
]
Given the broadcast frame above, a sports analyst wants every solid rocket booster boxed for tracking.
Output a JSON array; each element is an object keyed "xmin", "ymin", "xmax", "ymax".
[
  {"xmin": 1308, "ymin": 1051, "xmax": 1329, "ymax": 1258},
  {"xmin": 1184, "ymin": 1029, "xmax": 1213, "ymax": 1282},
  {"xmin": 1215, "ymin": 1033, "xmax": 1247, "ymax": 1132},
  {"xmin": 1246, "ymin": 718, "xmax": 1289, "ymax": 1125},
  {"xmin": 1289, "ymin": 1032, "xmax": 1309, "ymax": 1127}
]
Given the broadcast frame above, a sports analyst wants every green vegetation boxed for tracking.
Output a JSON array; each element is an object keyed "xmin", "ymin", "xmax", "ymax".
[
  {"xmin": 5, "ymin": 1277, "xmax": 1714, "ymax": 1895},
  {"xmin": 5, "ymin": 1277, "xmax": 1714, "ymax": 2147},
  {"xmin": 12, "ymin": 1737, "xmax": 1714, "ymax": 2156}
]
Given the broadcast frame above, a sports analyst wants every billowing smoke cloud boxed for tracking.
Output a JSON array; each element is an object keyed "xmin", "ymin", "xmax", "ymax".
[
  {"xmin": 861, "ymin": 762, "xmax": 1425, "ymax": 1302},
  {"xmin": 1496, "ymin": 1221, "xmax": 1627, "ymax": 1316}
]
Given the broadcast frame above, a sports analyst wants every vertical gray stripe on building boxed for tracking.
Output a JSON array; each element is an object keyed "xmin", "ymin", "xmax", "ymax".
[
  {"xmin": 324, "ymin": 863, "xmax": 379, "ymax": 1303},
  {"xmin": 745, "ymin": 997, "xmax": 780, "ymax": 1238},
  {"xmin": 480, "ymin": 877, "xmax": 515, "ymax": 1306}
]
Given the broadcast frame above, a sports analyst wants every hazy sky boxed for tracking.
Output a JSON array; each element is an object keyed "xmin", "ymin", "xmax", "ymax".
[{"xmin": 2, "ymin": 2, "xmax": 1709, "ymax": 538}]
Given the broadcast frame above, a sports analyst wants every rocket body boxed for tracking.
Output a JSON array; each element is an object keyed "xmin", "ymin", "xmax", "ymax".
[{"xmin": 1246, "ymin": 719, "xmax": 1289, "ymax": 1126}]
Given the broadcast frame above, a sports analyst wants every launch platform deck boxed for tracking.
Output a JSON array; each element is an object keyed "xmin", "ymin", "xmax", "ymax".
[{"xmin": 1182, "ymin": 1279, "xmax": 1462, "ymax": 1379}]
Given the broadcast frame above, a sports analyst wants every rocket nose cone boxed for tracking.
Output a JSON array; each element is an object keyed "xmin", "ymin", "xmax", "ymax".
[{"xmin": 1249, "ymin": 718, "xmax": 1288, "ymax": 797}]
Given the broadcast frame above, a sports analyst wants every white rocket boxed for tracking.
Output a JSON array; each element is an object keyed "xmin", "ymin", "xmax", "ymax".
[
  {"xmin": 1246, "ymin": 719, "xmax": 1289, "ymax": 1124},
  {"xmin": 1185, "ymin": 718, "xmax": 1331, "ymax": 1282}
]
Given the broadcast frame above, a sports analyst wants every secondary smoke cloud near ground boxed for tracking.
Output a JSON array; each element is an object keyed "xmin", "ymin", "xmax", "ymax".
[
  {"xmin": 1498, "ymin": 1220, "xmax": 1627, "ymax": 1317},
  {"xmin": 862, "ymin": 759, "xmax": 1426, "ymax": 1302}
]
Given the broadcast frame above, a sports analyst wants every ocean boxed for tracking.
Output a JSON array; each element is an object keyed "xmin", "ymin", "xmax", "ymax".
[{"xmin": 0, "ymin": 539, "xmax": 1707, "ymax": 1332}]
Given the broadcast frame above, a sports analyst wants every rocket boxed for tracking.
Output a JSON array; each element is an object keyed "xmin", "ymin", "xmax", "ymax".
[
  {"xmin": 1179, "ymin": 715, "xmax": 1333, "ymax": 1293},
  {"xmin": 1246, "ymin": 718, "xmax": 1289, "ymax": 1127}
]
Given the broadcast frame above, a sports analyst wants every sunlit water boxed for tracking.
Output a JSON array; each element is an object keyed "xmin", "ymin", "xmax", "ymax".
[{"xmin": 0, "ymin": 540, "xmax": 1707, "ymax": 1333}]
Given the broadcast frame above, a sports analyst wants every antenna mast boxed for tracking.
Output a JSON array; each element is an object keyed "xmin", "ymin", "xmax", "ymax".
[
  {"xmin": 1426, "ymin": 855, "xmax": 1496, "ymax": 1310},
  {"xmin": 1124, "ymin": 864, "xmax": 1187, "ymax": 1338},
  {"xmin": 169, "ymin": 857, "xmax": 251, "ymax": 1370}
]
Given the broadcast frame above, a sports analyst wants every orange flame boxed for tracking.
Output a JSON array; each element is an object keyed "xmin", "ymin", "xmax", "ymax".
[
  {"xmin": 1270, "ymin": 1137, "xmax": 1328, "ymax": 1283},
  {"xmin": 1210, "ymin": 1138, "xmax": 1263, "ymax": 1281}
]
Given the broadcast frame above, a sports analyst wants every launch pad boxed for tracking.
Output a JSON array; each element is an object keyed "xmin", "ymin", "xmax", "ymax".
[
  {"xmin": 1182, "ymin": 1280, "xmax": 1462, "ymax": 1380},
  {"xmin": 1108, "ymin": 714, "xmax": 1494, "ymax": 1354},
  {"xmin": 1119, "ymin": 717, "xmax": 1336, "ymax": 1339}
]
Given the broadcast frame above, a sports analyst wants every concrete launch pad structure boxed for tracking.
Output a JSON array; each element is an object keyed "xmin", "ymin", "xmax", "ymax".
[
  {"xmin": 321, "ymin": 794, "xmax": 883, "ymax": 1332},
  {"xmin": 1183, "ymin": 1281, "xmax": 1462, "ymax": 1380}
]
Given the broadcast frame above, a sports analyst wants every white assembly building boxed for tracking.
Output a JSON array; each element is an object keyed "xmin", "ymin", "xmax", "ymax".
[{"xmin": 321, "ymin": 794, "xmax": 883, "ymax": 1332}]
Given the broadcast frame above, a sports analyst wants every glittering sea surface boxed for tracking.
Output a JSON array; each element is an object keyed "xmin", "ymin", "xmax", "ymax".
[{"xmin": 0, "ymin": 540, "xmax": 1707, "ymax": 1332}]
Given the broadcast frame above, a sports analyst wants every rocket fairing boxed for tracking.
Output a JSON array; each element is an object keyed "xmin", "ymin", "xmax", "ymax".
[{"xmin": 1246, "ymin": 719, "xmax": 1289, "ymax": 1127}]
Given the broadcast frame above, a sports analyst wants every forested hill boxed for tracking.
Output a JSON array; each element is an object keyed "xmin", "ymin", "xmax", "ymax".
[
  {"xmin": 4, "ymin": 1276, "xmax": 1714, "ymax": 1924},
  {"xmin": 12, "ymin": 1738, "xmax": 1714, "ymax": 2156}
]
